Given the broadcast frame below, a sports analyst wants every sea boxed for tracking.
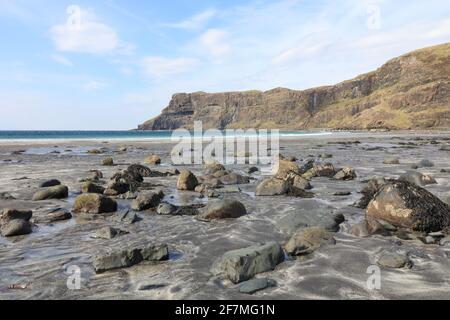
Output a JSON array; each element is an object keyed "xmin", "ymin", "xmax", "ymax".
[{"xmin": 0, "ymin": 130, "xmax": 335, "ymax": 141}]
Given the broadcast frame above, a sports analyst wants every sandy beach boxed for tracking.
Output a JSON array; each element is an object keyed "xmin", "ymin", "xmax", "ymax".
[{"xmin": 0, "ymin": 131, "xmax": 449, "ymax": 300}]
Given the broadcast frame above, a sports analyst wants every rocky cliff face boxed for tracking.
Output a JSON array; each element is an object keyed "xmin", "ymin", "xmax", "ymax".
[{"xmin": 138, "ymin": 43, "xmax": 450, "ymax": 131}]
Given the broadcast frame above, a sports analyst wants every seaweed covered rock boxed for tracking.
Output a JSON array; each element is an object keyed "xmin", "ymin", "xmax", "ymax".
[
  {"xmin": 366, "ymin": 180, "xmax": 450, "ymax": 232},
  {"xmin": 355, "ymin": 177, "xmax": 388, "ymax": 209}
]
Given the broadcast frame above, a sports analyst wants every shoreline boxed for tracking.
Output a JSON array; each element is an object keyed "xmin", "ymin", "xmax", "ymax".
[{"xmin": 1, "ymin": 130, "xmax": 450, "ymax": 147}]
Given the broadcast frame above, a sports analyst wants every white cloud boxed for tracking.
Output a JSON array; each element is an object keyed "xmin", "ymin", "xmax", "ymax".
[
  {"xmin": 166, "ymin": 9, "xmax": 216, "ymax": 30},
  {"xmin": 50, "ymin": 8, "xmax": 132, "ymax": 55},
  {"xmin": 50, "ymin": 54, "xmax": 73, "ymax": 67},
  {"xmin": 83, "ymin": 80, "xmax": 108, "ymax": 91},
  {"xmin": 272, "ymin": 35, "xmax": 332, "ymax": 65},
  {"xmin": 141, "ymin": 56, "xmax": 199, "ymax": 77},
  {"xmin": 199, "ymin": 29, "xmax": 231, "ymax": 58}
]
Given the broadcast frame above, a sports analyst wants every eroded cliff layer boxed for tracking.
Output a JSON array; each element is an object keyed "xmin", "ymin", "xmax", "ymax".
[{"xmin": 138, "ymin": 43, "xmax": 450, "ymax": 131}]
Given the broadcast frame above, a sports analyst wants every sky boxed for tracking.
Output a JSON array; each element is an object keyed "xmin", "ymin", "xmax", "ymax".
[{"xmin": 1, "ymin": 0, "xmax": 450, "ymax": 130}]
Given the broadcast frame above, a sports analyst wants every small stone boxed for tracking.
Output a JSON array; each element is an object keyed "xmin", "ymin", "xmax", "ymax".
[
  {"xmin": 239, "ymin": 278, "xmax": 272, "ymax": 295},
  {"xmin": 197, "ymin": 199, "xmax": 247, "ymax": 221},
  {"xmin": 156, "ymin": 203, "xmax": 177, "ymax": 215},
  {"xmin": 1, "ymin": 219, "xmax": 32, "ymax": 237},
  {"xmin": 91, "ymin": 226, "xmax": 128, "ymax": 240},
  {"xmin": 32, "ymin": 185, "xmax": 69, "ymax": 201},
  {"xmin": 247, "ymin": 167, "xmax": 259, "ymax": 174},
  {"xmin": 102, "ymin": 157, "xmax": 114, "ymax": 166},
  {"xmin": 334, "ymin": 191, "xmax": 351, "ymax": 196},
  {"xmin": 33, "ymin": 211, "xmax": 71, "ymax": 224},
  {"xmin": 177, "ymin": 170, "xmax": 199, "ymax": 191},
  {"xmin": 1, "ymin": 209, "xmax": 32, "ymax": 222},
  {"xmin": 285, "ymin": 227, "xmax": 336, "ymax": 256},
  {"xmin": 383, "ymin": 157, "xmax": 400, "ymax": 165},
  {"xmin": 416, "ymin": 159, "xmax": 434, "ymax": 168},
  {"xmin": 131, "ymin": 192, "xmax": 163, "ymax": 211},
  {"xmin": 144, "ymin": 154, "xmax": 161, "ymax": 165},
  {"xmin": 333, "ymin": 167, "xmax": 357, "ymax": 181},
  {"xmin": 81, "ymin": 182, "xmax": 105, "ymax": 194},
  {"xmin": 73, "ymin": 194, "xmax": 117, "ymax": 214}
]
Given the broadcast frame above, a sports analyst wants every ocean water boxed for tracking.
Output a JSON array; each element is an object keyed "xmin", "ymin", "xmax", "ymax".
[{"xmin": 0, "ymin": 130, "xmax": 333, "ymax": 141}]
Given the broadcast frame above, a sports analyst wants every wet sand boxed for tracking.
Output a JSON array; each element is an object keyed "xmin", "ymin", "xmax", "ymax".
[{"xmin": 0, "ymin": 131, "xmax": 449, "ymax": 300}]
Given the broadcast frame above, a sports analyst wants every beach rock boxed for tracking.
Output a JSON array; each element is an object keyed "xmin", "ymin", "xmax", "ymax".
[
  {"xmin": 319, "ymin": 153, "xmax": 333, "ymax": 159},
  {"xmin": 320, "ymin": 213, "xmax": 345, "ymax": 232},
  {"xmin": 287, "ymin": 173, "xmax": 312, "ymax": 190},
  {"xmin": 284, "ymin": 227, "xmax": 336, "ymax": 256},
  {"xmin": 303, "ymin": 163, "xmax": 335, "ymax": 179},
  {"xmin": 82, "ymin": 182, "xmax": 105, "ymax": 194},
  {"xmin": 127, "ymin": 164, "xmax": 152, "ymax": 178},
  {"xmin": 334, "ymin": 191, "xmax": 351, "ymax": 196},
  {"xmin": 355, "ymin": 177, "xmax": 388, "ymax": 209},
  {"xmin": 32, "ymin": 185, "xmax": 68, "ymax": 201},
  {"xmin": 1, "ymin": 219, "xmax": 32, "ymax": 237},
  {"xmin": 112, "ymin": 210, "xmax": 141, "ymax": 224},
  {"xmin": 1, "ymin": 209, "xmax": 33, "ymax": 222},
  {"xmin": 212, "ymin": 242, "xmax": 284, "ymax": 283},
  {"xmin": 0, "ymin": 192, "xmax": 15, "ymax": 200},
  {"xmin": 383, "ymin": 157, "xmax": 400, "ymax": 164},
  {"xmin": 275, "ymin": 159, "xmax": 300, "ymax": 179},
  {"xmin": 255, "ymin": 178, "xmax": 288, "ymax": 196},
  {"xmin": 334, "ymin": 167, "xmax": 357, "ymax": 181},
  {"xmin": 416, "ymin": 159, "xmax": 434, "ymax": 168},
  {"xmin": 204, "ymin": 162, "xmax": 226, "ymax": 174},
  {"xmin": 219, "ymin": 173, "xmax": 250, "ymax": 185},
  {"xmin": 87, "ymin": 149, "xmax": 103, "ymax": 154},
  {"xmin": 33, "ymin": 210, "xmax": 71, "ymax": 224},
  {"xmin": 247, "ymin": 167, "xmax": 259, "ymax": 174},
  {"xmin": 219, "ymin": 186, "xmax": 241, "ymax": 193},
  {"xmin": 399, "ymin": 171, "xmax": 437, "ymax": 186},
  {"xmin": 39, "ymin": 179, "xmax": 61, "ymax": 188},
  {"xmin": 131, "ymin": 192, "xmax": 163, "ymax": 211},
  {"xmin": 104, "ymin": 180, "xmax": 130, "ymax": 196},
  {"xmin": 366, "ymin": 180, "xmax": 450, "ymax": 232},
  {"xmin": 177, "ymin": 170, "xmax": 199, "ymax": 191},
  {"xmin": 93, "ymin": 244, "xmax": 169, "ymax": 273},
  {"xmin": 350, "ymin": 221, "xmax": 371, "ymax": 237},
  {"xmin": 144, "ymin": 154, "xmax": 161, "ymax": 165},
  {"xmin": 89, "ymin": 170, "xmax": 103, "ymax": 179},
  {"xmin": 198, "ymin": 176, "xmax": 223, "ymax": 189},
  {"xmin": 91, "ymin": 226, "xmax": 128, "ymax": 240},
  {"xmin": 197, "ymin": 199, "xmax": 247, "ymax": 221},
  {"xmin": 239, "ymin": 278, "xmax": 275, "ymax": 295},
  {"xmin": 156, "ymin": 203, "xmax": 177, "ymax": 215},
  {"xmin": 102, "ymin": 157, "xmax": 114, "ymax": 166},
  {"xmin": 350, "ymin": 220, "xmax": 389, "ymax": 237},
  {"xmin": 72, "ymin": 194, "xmax": 118, "ymax": 214},
  {"xmin": 377, "ymin": 251, "xmax": 411, "ymax": 269}
]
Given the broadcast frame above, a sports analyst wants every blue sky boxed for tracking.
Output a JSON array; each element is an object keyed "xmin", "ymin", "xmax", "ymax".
[{"xmin": 1, "ymin": 0, "xmax": 450, "ymax": 130}]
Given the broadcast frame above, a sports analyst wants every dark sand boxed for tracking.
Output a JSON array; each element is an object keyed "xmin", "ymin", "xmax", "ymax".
[{"xmin": 0, "ymin": 131, "xmax": 449, "ymax": 300}]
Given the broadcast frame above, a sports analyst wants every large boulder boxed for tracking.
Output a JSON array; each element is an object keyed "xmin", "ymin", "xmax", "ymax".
[
  {"xmin": 131, "ymin": 192, "xmax": 164, "ymax": 211},
  {"xmin": 399, "ymin": 171, "xmax": 437, "ymax": 186},
  {"xmin": 93, "ymin": 244, "xmax": 169, "ymax": 273},
  {"xmin": 177, "ymin": 170, "xmax": 199, "ymax": 191},
  {"xmin": 255, "ymin": 178, "xmax": 289, "ymax": 196},
  {"xmin": 197, "ymin": 199, "xmax": 247, "ymax": 221},
  {"xmin": 212, "ymin": 242, "xmax": 284, "ymax": 283},
  {"xmin": 286, "ymin": 173, "xmax": 312, "ymax": 190},
  {"xmin": 72, "ymin": 194, "xmax": 118, "ymax": 214},
  {"xmin": 32, "ymin": 185, "xmax": 68, "ymax": 201},
  {"xmin": 366, "ymin": 180, "xmax": 450, "ymax": 232},
  {"xmin": 1, "ymin": 209, "xmax": 32, "ymax": 222},
  {"xmin": 284, "ymin": 227, "xmax": 336, "ymax": 256}
]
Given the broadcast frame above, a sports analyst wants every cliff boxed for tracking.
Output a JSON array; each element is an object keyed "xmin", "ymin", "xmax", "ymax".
[{"xmin": 138, "ymin": 43, "xmax": 450, "ymax": 131}]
